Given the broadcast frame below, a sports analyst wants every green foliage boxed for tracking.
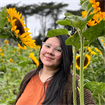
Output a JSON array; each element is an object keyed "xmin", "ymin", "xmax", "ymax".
[
  {"xmin": 47, "ymin": 0, "xmax": 105, "ymax": 104},
  {"xmin": 91, "ymin": 37, "xmax": 105, "ymax": 56},
  {"xmin": 47, "ymin": 29, "xmax": 69, "ymax": 37},
  {"xmin": 84, "ymin": 82, "xmax": 105, "ymax": 96},
  {"xmin": 0, "ymin": 7, "xmax": 13, "ymax": 39},
  {"xmin": 80, "ymin": 0, "xmax": 87, "ymax": 5},
  {"xmin": 80, "ymin": 42, "xmax": 105, "ymax": 104},
  {"xmin": 0, "ymin": 41, "xmax": 40, "ymax": 104},
  {"xmin": 65, "ymin": 32, "xmax": 80, "ymax": 48},
  {"xmin": 82, "ymin": 20, "xmax": 105, "ymax": 44},
  {"xmin": 0, "ymin": 7, "xmax": 8, "ymax": 29}
]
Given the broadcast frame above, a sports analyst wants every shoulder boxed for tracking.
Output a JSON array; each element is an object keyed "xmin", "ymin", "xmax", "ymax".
[
  {"xmin": 19, "ymin": 69, "xmax": 37, "ymax": 89},
  {"xmin": 67, "ymin": 70, "xmax": 80, "ymax": 85},
  {"xmin": 23, "ymin": 69, "xmax": 37, "ymax": 79}
]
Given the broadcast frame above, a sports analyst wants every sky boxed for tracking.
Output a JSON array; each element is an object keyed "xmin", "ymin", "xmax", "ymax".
[{"xmin": 0, "ymin": 0, "xmax": 81, "ymax": 37}]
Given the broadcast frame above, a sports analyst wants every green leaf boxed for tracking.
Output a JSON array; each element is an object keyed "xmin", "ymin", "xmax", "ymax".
[
  {"xmin": 7, "ymin": 66, "xmax": 22, "ymax": 71},
  {"xmin": 82, "ymin": 20, "xmax": 105, "ymax": 43},
  {"xmin": 81, "ymin": 0, "xmax": 89, "ymax": 10},
  {"xmin": 0, "ymin": 7, "xmax": 8, "ymax": 29},
  {"xmin": 87, "ymin": 3, "xmax": 92, "ymax": 11},
  {"xmin": 0, "ymin": 34, "xmax": 10, "ymax": 38},
  {"xmin": 0, "ymin": 28, "xmax": 13, "ymax": 38},
  {"xmin": 91, "ymin": 38, "xmax": 105, "ymax": 56},
  {"xmin": 80, "ymin": 0, "xmax": 87, "ymax": 5},
  {"xmin": 16, "ymin": 55, "xmax": 26, "ymax": 61},
  {"xmin": 56, "ymin": 20, "xmax": 71, "ymax": 26},
  {"xmin": 47, "ymin": 29, "xmax": 69, "ymax": 37},
  {"xmin": 84, "ymin": 81, "xmax": 105, "ymax": 95},
  {"xmin": 65, "ymin": 32, "xmax": 80, "ymax": 49},
  {"xmin": 64, "ymin": 13, "xmax": 88, "ymax": 30},
  {"xmin": 18, "ymin": 60, "xmax": 31, "ymax": 67},
  {"xmin": 98, "ymin": 72, "xmax": 105, "ymax": 83}
]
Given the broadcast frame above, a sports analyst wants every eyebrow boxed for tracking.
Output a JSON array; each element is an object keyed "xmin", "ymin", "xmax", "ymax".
[{"xmin": 44, "ymin": 42, "xmax": 61, "ymax": 47}]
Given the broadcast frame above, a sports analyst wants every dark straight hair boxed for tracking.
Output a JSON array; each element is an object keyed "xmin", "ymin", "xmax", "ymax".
[
  {"xmin": 41, "ymin": 35, "xmax": 73, "ymax": 104},
  {"xmin": 15, "ymin": 34, "xmax": 73, "ymax": 105}
]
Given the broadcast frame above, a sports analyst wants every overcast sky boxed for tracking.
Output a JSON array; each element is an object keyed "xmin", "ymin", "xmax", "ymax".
[{"xmin": 0, "ymin": 0, "xmax": 81, "ymax": 37}]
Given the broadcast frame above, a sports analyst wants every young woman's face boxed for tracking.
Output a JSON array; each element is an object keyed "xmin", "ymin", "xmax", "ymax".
[{"xmin": 40, "ymin": 37, "xmax": 62, "ymax": 69}]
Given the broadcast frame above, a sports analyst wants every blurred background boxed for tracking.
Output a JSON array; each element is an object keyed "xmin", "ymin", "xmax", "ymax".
[{"xmin": 0, "ymin": 0, "xmax": 82, "ymax": 45}]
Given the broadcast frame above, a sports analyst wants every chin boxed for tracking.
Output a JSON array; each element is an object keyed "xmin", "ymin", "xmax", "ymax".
[{"xmin": 43, "ymin": 63, "xmax": 53, "ymax": 67}]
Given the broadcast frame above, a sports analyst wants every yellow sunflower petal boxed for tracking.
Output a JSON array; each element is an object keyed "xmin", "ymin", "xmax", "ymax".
[
  {"xmin": 82, "ymin": 10, "xmax": 87, "ymax": 18},
  {"xmin": 89, "ymin": 0, "xmax": 95, "ymax": 3}
]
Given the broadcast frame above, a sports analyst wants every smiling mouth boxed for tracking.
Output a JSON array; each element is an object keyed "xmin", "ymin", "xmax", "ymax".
[{"xmin": 45, "ymin": 56, "xmax": 54, "ymax": 60}]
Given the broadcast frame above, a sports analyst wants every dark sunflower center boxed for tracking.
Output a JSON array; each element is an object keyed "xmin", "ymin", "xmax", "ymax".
[
  {"xmin": 77, "ymin": 56, "xmax": 89, "ymax": 67},
  {"xmin": 13, "ymin": 17, "xmax": 25, "ymax": 35},
  {"xmin": 77, "ymin": 57, "xmax": 80, "ymax": 67},
  {"xmin": 84, "ymin": 56, "xmax": 88, "ymax": 66},
  {"xmin": 96, "ymin": 0, "xmax": 105, "ymax": 12}
]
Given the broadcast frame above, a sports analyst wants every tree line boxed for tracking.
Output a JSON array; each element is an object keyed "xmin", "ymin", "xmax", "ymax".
[{"xmin": 0, "ymin": 2, "xmax": 82, "ymax": 45}]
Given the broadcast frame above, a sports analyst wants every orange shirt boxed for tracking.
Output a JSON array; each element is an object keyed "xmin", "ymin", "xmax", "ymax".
[{"xmin": 16, "ymin": 73, "xmax": 48, "ymax": 105}]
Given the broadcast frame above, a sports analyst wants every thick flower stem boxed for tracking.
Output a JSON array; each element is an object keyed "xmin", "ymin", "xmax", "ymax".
[
  {"xmin": 80, "ymin": 35, "xmax": 84, "ymax": 105},
  {"xmin": 103, "ymin": 56, "xmax": 105, "ymax": 65},
  {"xmin": 98, "ymin": 94, "xmax": 101, "ymax": 105},
  {"xmin": 73, "ymin": 47, "xmax": 77, "ymax": 105}
]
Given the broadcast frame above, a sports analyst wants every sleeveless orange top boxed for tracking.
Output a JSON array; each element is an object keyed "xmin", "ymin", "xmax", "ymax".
[{"xmin": 16, "ymin": 73, "xmax": 49, "ymax": 105}]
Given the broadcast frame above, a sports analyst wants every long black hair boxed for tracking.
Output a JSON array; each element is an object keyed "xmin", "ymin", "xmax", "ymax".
[
  {"xmin": 40, "ymin": 35, "xmax": 73, "ymax": 104},
  {"xmin": 15, "ymin": 34, "xmax": 73, "ymax": 105}
]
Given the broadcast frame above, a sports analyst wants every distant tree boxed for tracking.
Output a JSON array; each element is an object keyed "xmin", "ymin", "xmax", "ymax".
[
  {"xmin": 66, "ymin": 9, "xmax": 82, "ymax": 16},
  {"xmin": 34, "ymin": 33, "xmax": 43, "ymax": 45},
  {"xmin": 49, "ymin": 3, "xmax": 68, "ymax": 29},
  {"xmin": 0, "ymin": 2, "xmax": 81, "ymax": 42},
  {"xmin": 30, "ymin": 2, "xmax": 68, "ymax": 38}
]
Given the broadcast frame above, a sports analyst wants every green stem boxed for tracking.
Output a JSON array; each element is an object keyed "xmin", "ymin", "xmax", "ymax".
[
  {"xmin": 90, "ymin": 65, "xmax": 97, "ymax": 81},
  {"xmin": 73, "ymin": 47, "xmax": 77, "ymax": 105},
  {"xmin": 80, "ymin": 35, "xmax": 84, "ymax": 105},
  {"xmin": 87, "ymin": 7, "xmax": 93, "ymax": 17},
  {"xmin": 98, "ymin": 94, "xmax": 101, "ymax": 105},
  {"xmin": 103, "ymin": 54, "xmax": 105, "ymax": 65},
  {"xmin": 101, "ymin": 95, "xmax": 105, "ymax": 102}
]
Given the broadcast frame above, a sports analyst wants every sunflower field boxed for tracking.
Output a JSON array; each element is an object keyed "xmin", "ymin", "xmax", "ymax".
[
  {"xmin": 0, "ymin": 40, "xmax": 40, "ymax": 104},
  {"xmin": 0, "ymin": 38, "xmax": 105, "ymax": 105},
  {"xmin": 0, "ymin": 0, "xmax": 105, "ymax": 105}
]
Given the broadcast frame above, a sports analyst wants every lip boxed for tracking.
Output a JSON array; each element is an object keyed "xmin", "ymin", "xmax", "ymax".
[{"xmin": 45, "ymin": 56, "xmax": 54, "ymax": 60}]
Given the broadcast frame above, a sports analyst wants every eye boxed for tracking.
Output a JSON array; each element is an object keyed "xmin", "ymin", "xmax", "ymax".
[
  {"xmin": 54, "ymin": 47, "xmax": 62, "ymax": 52},
  {"xmin": 45, "ymin": 44, "xmax": 51, "ymax": 48}
]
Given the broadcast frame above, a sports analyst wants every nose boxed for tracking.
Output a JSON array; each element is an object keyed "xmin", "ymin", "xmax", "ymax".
[{"xmin": 47, "ymin": 48, "xmax": 54, "ymax": 55}]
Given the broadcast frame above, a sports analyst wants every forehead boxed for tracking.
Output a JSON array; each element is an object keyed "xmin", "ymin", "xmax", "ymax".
[{"xmin": 45, "ymin": 37, "xmax": 61, "ymax": 47}]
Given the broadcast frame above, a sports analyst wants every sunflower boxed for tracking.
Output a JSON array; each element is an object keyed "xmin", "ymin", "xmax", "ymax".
[
  {"xmin": 7, "ymin": 8, "xmax": 35, "ymax": 48},
  {"xmin": 18, "ymin": 43, "xmax": 27, "ymax": 50},
  {"xmin": 4, "ymin": 40, "xmax": 9, "ymax": 44},
  {"xmin": 34, "ymin": 45, "xmax": 41, "ymax": 50},
  {"xmin": 94, "ymin": 47, "xmax": 102, "ymax": 55},
  {"xmin": 0, "ymin": 48, "xmax": 3, "ymax": 52},
  {"xmin": 87, "ymin": 0, "xmax": 105, "ymax": 26},
  {"xmin": 76, "ymin": 54, "xmax": 91, "ymax": 70},
  {"xmin": 100, "ymin": 39, "xmax": 104, "ymax": 42},
  {"xmin": 0, "ymin": 53, "xmax": 4, "ymax": 57},
  {"xmin": 90, "ymin": 51, "xmax": 97, "ymax": 55},
  {"xmin": 9, "ymin": 59, "xmax": 13, "ymax": 63},
  {"xmin": 29, "ymin": 53, "xmax": 39, "ymax": 66}
]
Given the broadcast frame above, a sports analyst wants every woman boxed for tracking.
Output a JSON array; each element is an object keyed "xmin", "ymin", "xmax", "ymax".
[{"xmin": 15, "ymin": 35, "xmax": 95, "ymax": 105}]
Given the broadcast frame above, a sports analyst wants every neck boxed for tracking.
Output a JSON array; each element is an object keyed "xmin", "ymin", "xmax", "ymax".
[{"xmin": 39, "ymin": 66, "xmax": 59, "ymax": 83}]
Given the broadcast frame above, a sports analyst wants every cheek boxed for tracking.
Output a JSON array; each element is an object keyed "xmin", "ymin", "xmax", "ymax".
[
  {"xmin": 40, "ymin": 49, "xmax": 46, "ymax": 59},
  {"xmin": 56, "ymin": 55, "xmax": 62, "ymax": 64},
  {"xmin": 40, "ymin": 48, "xmax": 46, "ymax": 54}
]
